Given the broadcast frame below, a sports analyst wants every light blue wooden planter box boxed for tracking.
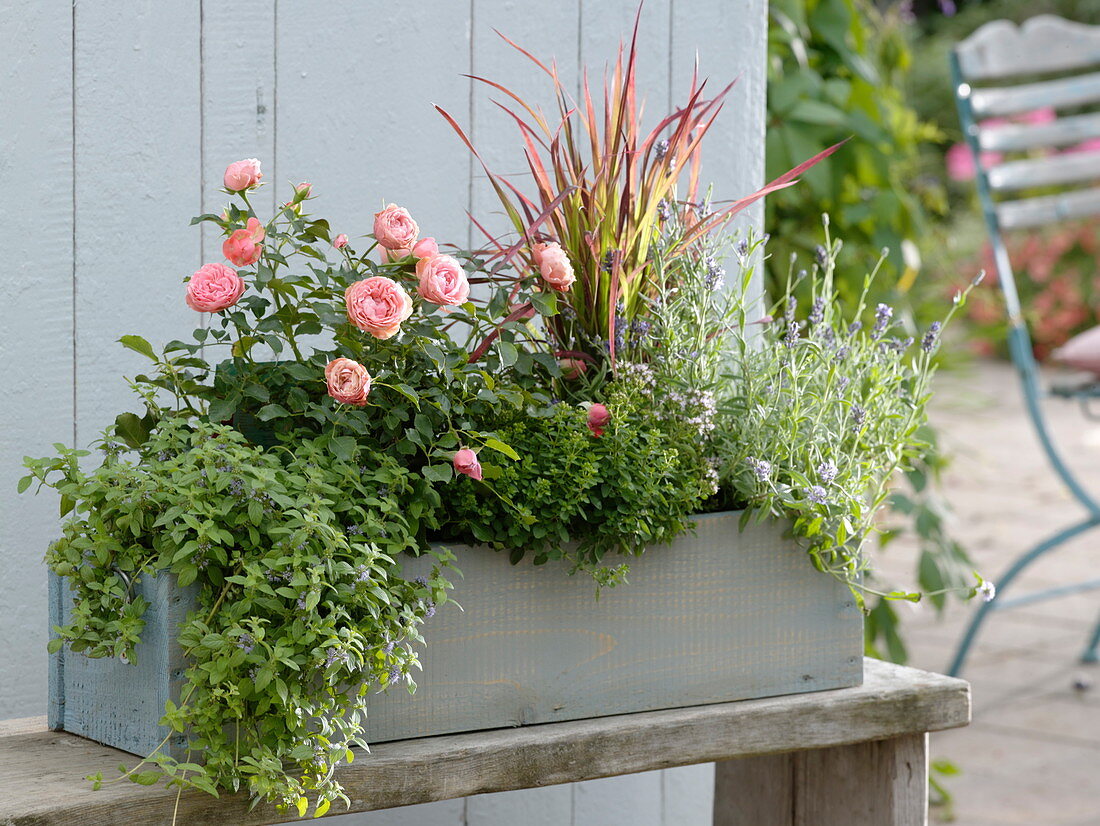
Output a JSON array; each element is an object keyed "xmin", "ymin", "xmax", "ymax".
[{"xmin": 48, "ymin": 510, "xmax": 863, "ymax": 757}]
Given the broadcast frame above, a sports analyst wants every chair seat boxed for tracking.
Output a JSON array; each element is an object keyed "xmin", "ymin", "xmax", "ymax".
[{"xmin": 1052, "ymin": 325, "xmax": 1100, "ymax": 378}]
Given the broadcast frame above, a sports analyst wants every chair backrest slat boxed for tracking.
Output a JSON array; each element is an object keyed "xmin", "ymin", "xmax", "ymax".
[
  {"xmin": 996, "ymin": 186, "xmax": 1100, "ymax": 229},
  {"xmin": 956, "ymin": 15, "xmax": 1100, "ymax": 81},
  {"xmin": 980, "ymin": 111, "xmax": 1100, "ymax": 152},
  {"xmin": 970, "ymin": 71, "xmax": 1100, "ymax": 118},
  {"xmin": 986, "ymin": 149, "xmax": 1100, "ymax": 191}
]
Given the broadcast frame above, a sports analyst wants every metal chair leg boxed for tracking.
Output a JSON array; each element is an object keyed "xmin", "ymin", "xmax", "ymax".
[
  {"xmin": 948, "ymin": 517, "xmax": 1100, "ymax": 677},
  {"xmin": 1083, "ymin": 610, "xmax": 1100, "ymax": 664}
]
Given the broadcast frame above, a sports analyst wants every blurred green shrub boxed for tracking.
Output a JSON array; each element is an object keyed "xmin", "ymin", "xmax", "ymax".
[{"xmin": 766, "ymin": 0, "xmax": 943, "ymax": 308}]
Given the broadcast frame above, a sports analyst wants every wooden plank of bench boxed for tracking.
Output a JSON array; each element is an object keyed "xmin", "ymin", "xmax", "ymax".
[{"xmin": 0, "ymin": 658, "xmax": 969, "ymax": 826}]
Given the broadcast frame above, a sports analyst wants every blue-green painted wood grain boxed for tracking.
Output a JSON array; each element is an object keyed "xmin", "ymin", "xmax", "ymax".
[
  {"xmin": 49, "ymin": 572, "xmax": 195, "ymax": 759},
  {"xmin": 48, "ymin": 512, "xmax": 861, "ymax": 758}
]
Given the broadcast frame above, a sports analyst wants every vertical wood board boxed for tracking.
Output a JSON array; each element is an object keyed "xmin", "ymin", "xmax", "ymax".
[
  {"xmin": 275, "ymin": 1, "xmax": 471, "ymax": 259},
  {"xmin": 466, "ymin": 0, "xmax": 581, "ymax": 246},
  {"xmin": 0, "ymin": 2, "xmax": 74, "ymax": 721},
  {"xmin": 73, "ymin": 2, "xmax": 202, "ymax": 444}
]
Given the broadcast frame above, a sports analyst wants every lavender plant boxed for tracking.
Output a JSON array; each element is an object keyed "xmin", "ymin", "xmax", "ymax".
[{"xmin": 711, "ymin": 221, "xmax": 982, "ymax": 605}]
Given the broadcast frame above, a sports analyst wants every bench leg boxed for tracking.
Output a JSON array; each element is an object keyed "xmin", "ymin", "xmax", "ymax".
[{"xmin": 713, "ymin": 733, "xmax": 928, "ymax": 826}]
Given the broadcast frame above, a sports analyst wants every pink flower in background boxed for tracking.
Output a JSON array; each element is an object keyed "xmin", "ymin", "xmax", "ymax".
[
  {"xmin": 946, "ymin": 143, "xmax": 1003, "ymax": 181},
  {"xmin": 1066, "ymin": 137, "xmax": 1100, "ymax": 154},
  {"xmin": 373, "ymin": 204, "xmax": 420, "ymax": 250},
  {"xmin": 325, "ymin": 357, "xmax": 372, "ymax": 406},
  {"xmin": 416, "ymin": 253, "xmax": 470, "ymax": 306},
  {"xmin": 532, "ymin": 241, "xmax": 575, "ymax": 292},
  {"xmin": 587, "ymin": 403, "xmax": 610, "ymax": 437},
  {"xmin": 186, "ymin": 263, "xmax": 245, "ymax": 313},
  {"xmin": 453, "ymin": 448, "xmax": 483, "ymax": 481},
  {"xmin": 223, "ymin": 158, "xmax": 262, "ymax": 192},
  {"xmin": 1018, "ymin": 107, "xmax": 1055, "ymax": 125},
  {"xmin": 222, "ymin": 217, "xmax": 265, "ymax": 266},
  {"xmin": 948, "ymin": 109, "xmax": 1056, "ymax": 181},
  {"xmin": 345, "ymin": 276, "xmax": 413, "ymax": 339},
  {"xmin": 333, "ymin": 233, "xmax": 349, "ymax": 249}
]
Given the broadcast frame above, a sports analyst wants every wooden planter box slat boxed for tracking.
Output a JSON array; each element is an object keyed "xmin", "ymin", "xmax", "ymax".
[{"xmin": 48, "ymin": 511, "xmax": 863, "ymax": 756}]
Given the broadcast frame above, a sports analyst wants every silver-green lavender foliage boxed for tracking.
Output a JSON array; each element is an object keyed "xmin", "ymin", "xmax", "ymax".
[{"xmin": 712, "ymin": 232, "xmax": 969, "ymax": 604}]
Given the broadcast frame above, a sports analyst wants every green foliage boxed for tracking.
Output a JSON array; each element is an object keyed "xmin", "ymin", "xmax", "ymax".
[
  {"xmin": 25, "ymin": 420, "xmax": 449, "ymax": 810},
  {"xmin": 711, "ymin": 226, "xmax": 978, "ymax": 604},
  {"xmin": 767, "ymin": 0, "xmax": 942, "ymax": 306},
  {"xmin": 446, "ymin": 381, "xmax": 712, "ymax": 578}
]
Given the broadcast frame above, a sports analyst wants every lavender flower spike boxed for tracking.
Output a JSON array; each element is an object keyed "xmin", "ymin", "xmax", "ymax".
[
  {"xmin": 921, "ymin": 321, "xmax": 942, "ymax": 353},
  {"xmin": 746, "ymin": 456, "xmax": 772, "ymax": 482},
  {"xmin": 872, "ymin": 303, "xmax": 893, "ymax": 339}
]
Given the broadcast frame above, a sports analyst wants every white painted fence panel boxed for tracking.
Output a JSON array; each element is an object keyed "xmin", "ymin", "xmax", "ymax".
[
  {"xmin": 0, "ymin": 0, "xmax": 73, "ymax": 723},
  {"xmin": 72, "ymin": 2, "xmax": 202, "ymax": 446},
  {"xmin": 1, "ymin": 2, "xmax": 768, "ymax": 824}
]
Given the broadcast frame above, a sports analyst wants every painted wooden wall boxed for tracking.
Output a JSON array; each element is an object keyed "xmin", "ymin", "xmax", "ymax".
[{"xmin": 0, "ymin": 1, "xmax": 767, "ymax": 823}]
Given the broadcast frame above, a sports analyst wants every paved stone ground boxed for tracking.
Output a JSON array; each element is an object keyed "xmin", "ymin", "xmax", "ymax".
[{"xmin": 874, "ymin": 359, "xmax": 1100, "ymax": 826}]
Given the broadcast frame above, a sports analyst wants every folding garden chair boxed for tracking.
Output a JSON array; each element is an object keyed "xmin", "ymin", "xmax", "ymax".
[{"xmin": 949, "ymin": 15, "xmax": 1100, "ymax": 676}]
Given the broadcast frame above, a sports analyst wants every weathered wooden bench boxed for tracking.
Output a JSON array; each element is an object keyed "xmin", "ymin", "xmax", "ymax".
[{"xmin": 0, "ymin": 658, "xmax": 968, "ymax": 825}]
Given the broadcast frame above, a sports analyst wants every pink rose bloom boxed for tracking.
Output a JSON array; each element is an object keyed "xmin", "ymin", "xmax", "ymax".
[
  {"xmin": 333, "ymin": 233, "xmax": 349, "ymax": 249},
  {"xmin": 587, "ymin": 403, "xmax": 610, "ymax": 437},
  {"xmin": 222, "ymin": 217, "xmax": 265, "ymax": 267},
  {"xmin": 186, "ymin": 263, "xmax": 246, "ymax": 313},
  {"xmin": 373, "ymin": 203, "xmax": 420, "ymax": 251},
  {"xmin": 532, "ymin": 241, "xmax": 576, "ymax": 292},
  {"xmin": 453, "ymin": 448, "xmax": 483, "ymax": 481},
  {"xmin": 416, "ymin": 253, "xmax": 470, "ymax": 307},
  {"xmin": 223, "ymin": 158, "xmax": 262, "ymax": 192},
  {"xmin": 345, "ymin": 276, "xmax": 414, "ymax": 339},
  {"xmin": 325, "ymin": 357, "xmax": 372, "ymax": 406}
]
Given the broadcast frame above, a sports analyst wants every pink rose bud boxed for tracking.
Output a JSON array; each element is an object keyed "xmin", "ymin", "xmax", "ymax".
[
  {"xmin": 532, "ymin": 241, "xmax": 576, "ymax": 292},
  {"xmin": 324, "ymin": 357, "xmax": 372, "ymax": 406},
  {"xmin": 222, "ymin": 217, "xmax": 265, "ymax": 267},
  {"xmin": 416, "ymin": 253, "xmax": 470, "ymax": 307},
  {"xmin": 345, "ymin": 276, "xmax": 414, "ymax": 340},
  {"xmin": 412, "ymin": 237, "xmax": 439, "ymax": 259},
  {"xmin": 381, "ymin": 237, "xmax": 438, "ymax": 264},
  {"xmin": 223, "ymin": 158, "xmax": 263, "ymax": 192},
  {"xmin": 587, "ymin": 403, "xmax": 610, "ymax": 437},
  {"xmin": 186, "ymin": 263, "xmax": 246, "ymax": 313},
  {"xmin": 454, "ymin": 448, "xmax": 483, "ymax": 481},
  {"xmin": 283, "ymin": 200, "xmax": 302, "ymax": 215},
  {"xmin": 559, "ymin": 358, "xmax": 588, "ymax": 380},
  {"xmin": 333, "ymin": 233, "xmax": 349, "ymax": 249},
  {"xmin": 294, "ymin": 182, "xmax": 312, "ymax": 200},
  {"xmin": 373, "ymin": 203, "xmax": 420, "ymax": 251}
]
